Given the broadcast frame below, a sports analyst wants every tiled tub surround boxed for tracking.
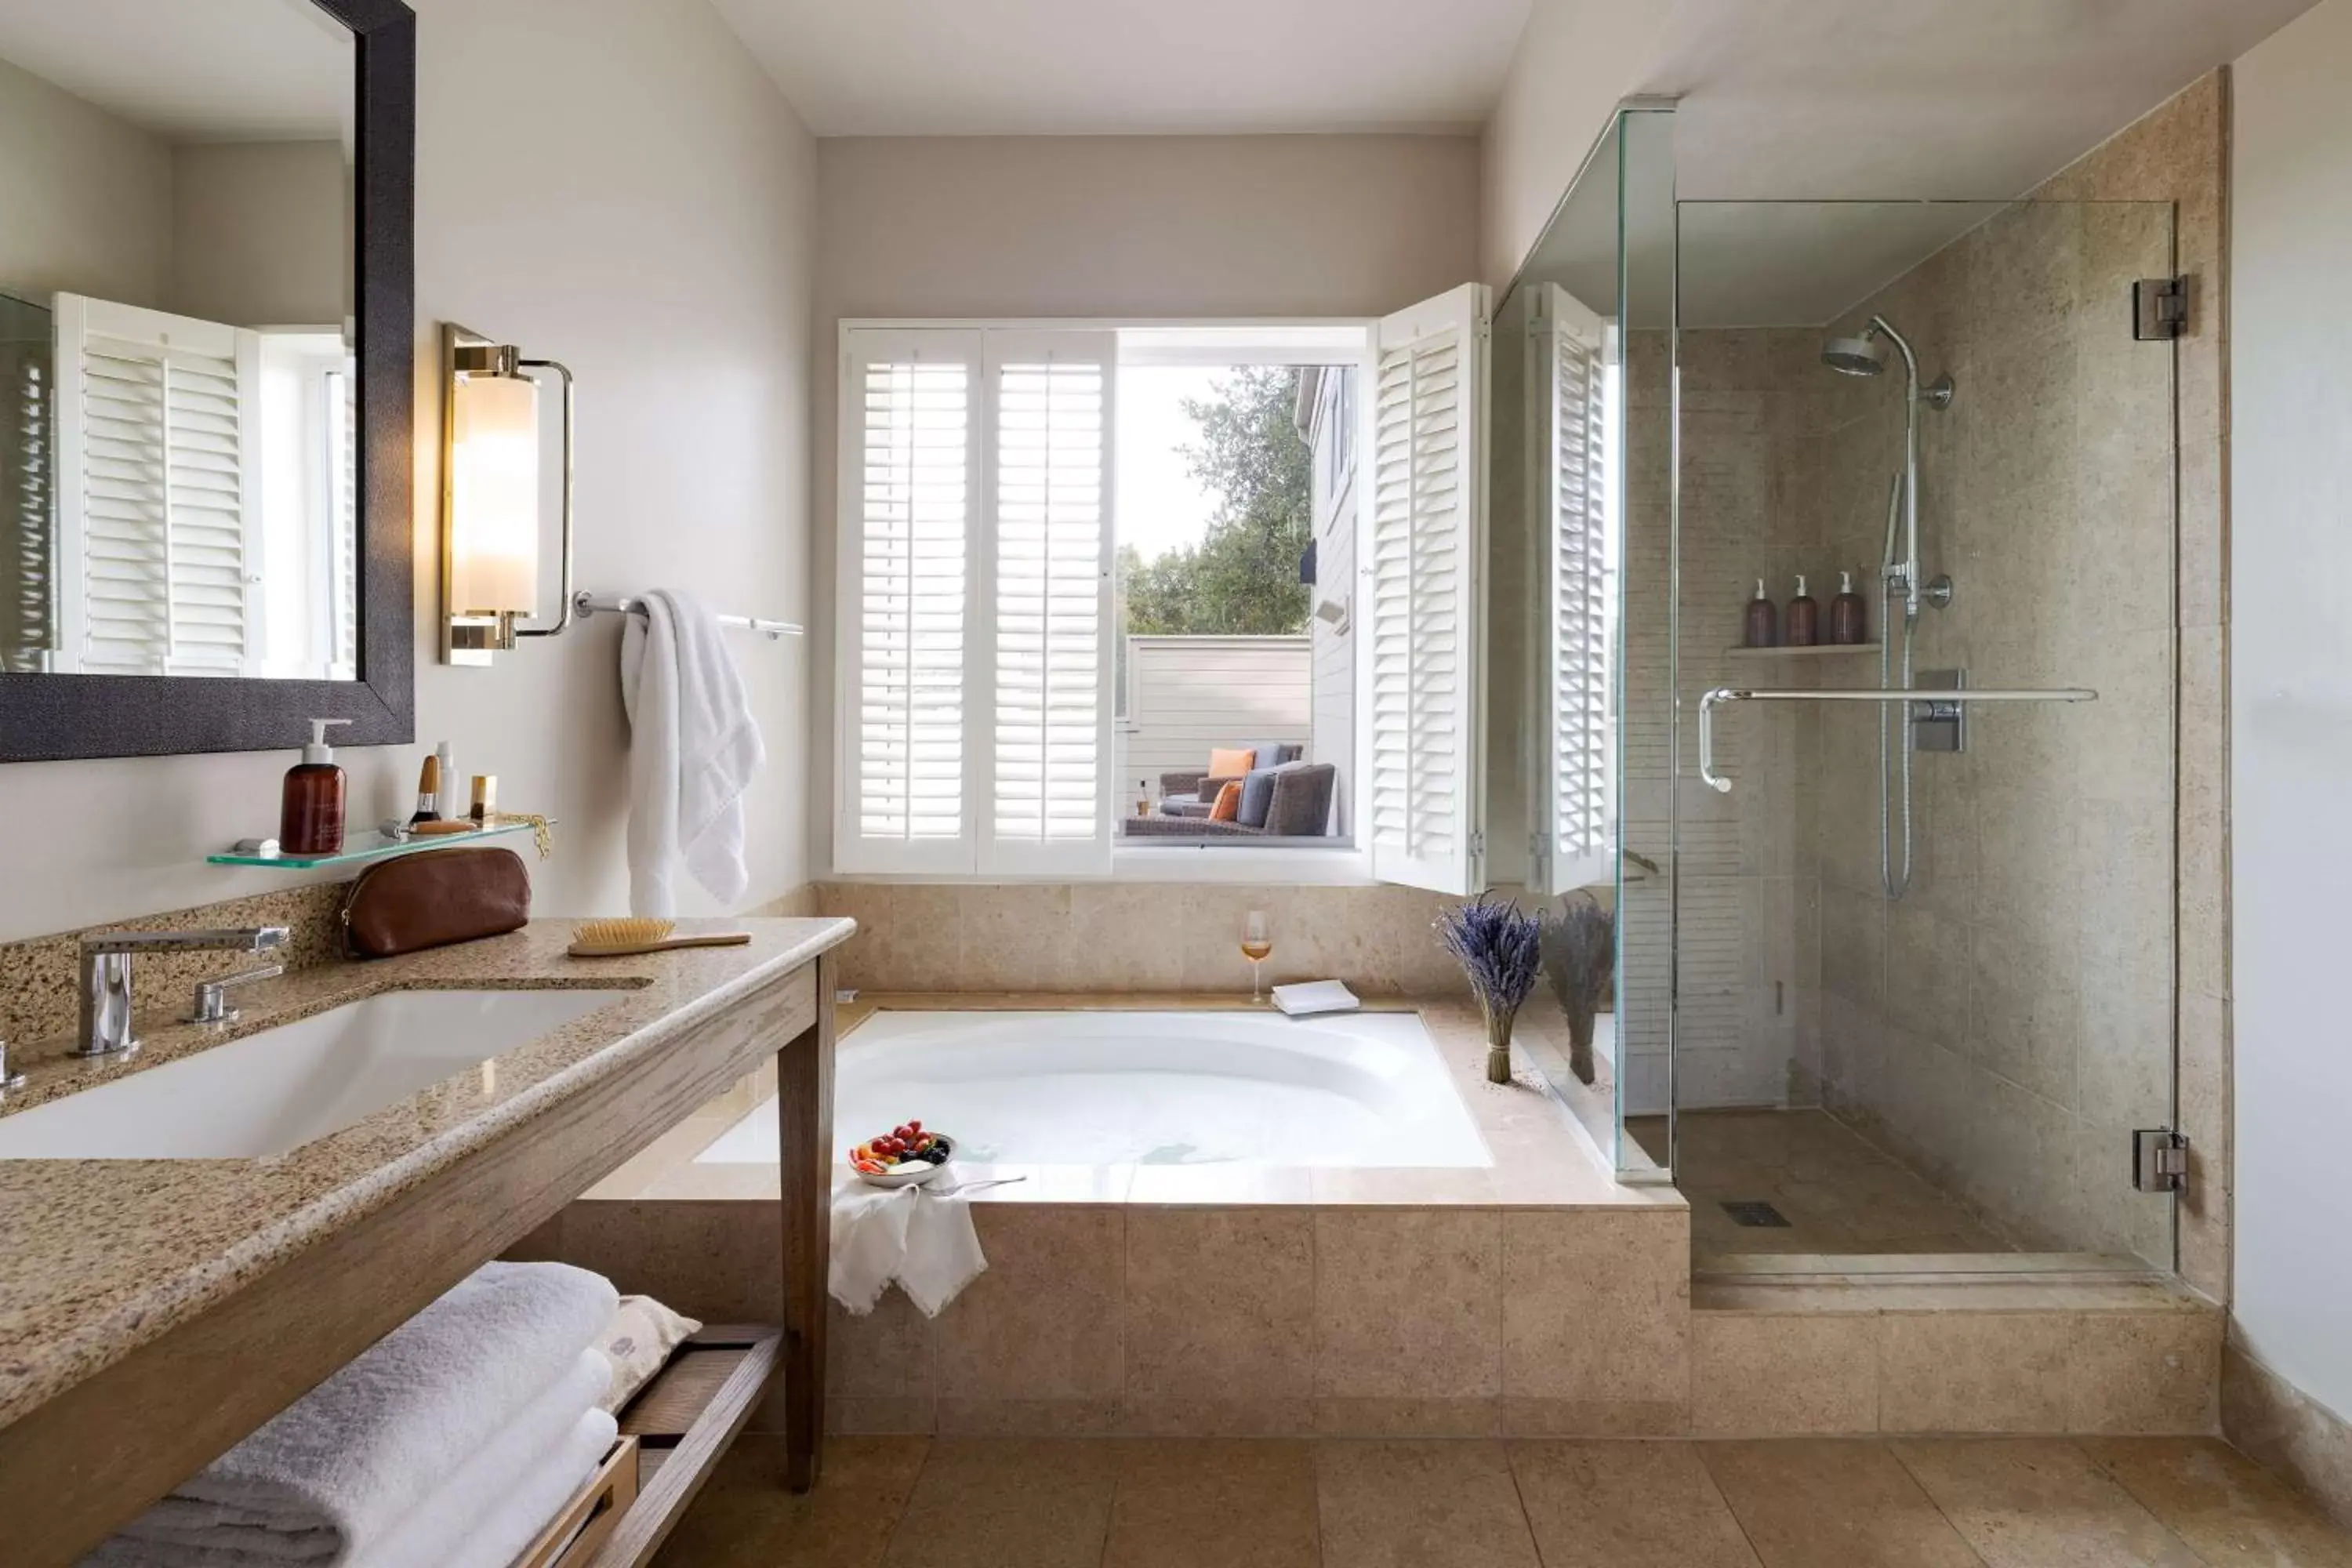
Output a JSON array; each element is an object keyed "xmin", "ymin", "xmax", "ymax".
[{"xmin": 0, "ymin": 916, "xmax": 853, "ymax": 1428}]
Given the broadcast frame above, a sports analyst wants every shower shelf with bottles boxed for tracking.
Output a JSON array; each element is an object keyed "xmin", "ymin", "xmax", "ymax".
[{"xmin": 1722, "ymin": 643, "xmax": 1882, "ymax": 660}]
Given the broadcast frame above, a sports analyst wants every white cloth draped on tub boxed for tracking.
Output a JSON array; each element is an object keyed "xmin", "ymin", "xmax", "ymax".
[
  {"xmin": 830, "ymin": 1184, "xmax": 987, "ymax": 1317},
  {"xmin": 620, "ymin": 588, "xmax": 765, "ymax": 917}
]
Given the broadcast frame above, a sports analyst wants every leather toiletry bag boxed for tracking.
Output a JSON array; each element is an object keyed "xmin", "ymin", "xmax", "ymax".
[{"xmin": 342, "ymin": 845, "xmax": 532, "ymax": 957}]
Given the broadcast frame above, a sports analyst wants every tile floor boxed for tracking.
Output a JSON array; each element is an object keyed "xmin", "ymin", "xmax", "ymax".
[
  {"xmin": 1627, "ymin": 1109, "xmax": 2018, "ymax": 1261},
  {"xmin": 653, "ymin": 1433, "xmax": 2352, "ymax": 1568}
]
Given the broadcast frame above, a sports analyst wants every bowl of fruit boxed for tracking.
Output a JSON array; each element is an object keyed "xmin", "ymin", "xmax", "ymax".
[{"xmin": 848, "ymin": 1122, "xmax": 953, "ymax": 1187}]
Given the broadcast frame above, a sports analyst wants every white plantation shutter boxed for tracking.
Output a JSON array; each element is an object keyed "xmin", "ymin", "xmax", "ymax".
[
  {"xmin": 981, "ymin": 331, "xmax": 1114, "ymax": 876},
  {"xmin": 1367, "ymin": 283, "xmax": 1490, "ymax": 895},
  {"xmin": 53, "ymin": 294, "xmax": 260, "ymax": 676},
  {"xmin": 1538, "ymin": 284, "xmax": 1616, "ymax": 895},
  {"xmin": 837, "ymin": 328, "xmax": 981, "ymax": 873}
]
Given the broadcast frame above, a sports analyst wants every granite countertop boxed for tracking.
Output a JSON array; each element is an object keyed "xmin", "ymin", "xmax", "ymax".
[{"xmin": 0, "ymin": 916, "xmax": 852, "ymax": 1430}]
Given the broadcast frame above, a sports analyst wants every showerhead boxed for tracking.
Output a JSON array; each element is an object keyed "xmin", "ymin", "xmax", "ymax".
[{"xmin": 1822, "ymin": 333, "xmax": 1888, "ymax": 376}]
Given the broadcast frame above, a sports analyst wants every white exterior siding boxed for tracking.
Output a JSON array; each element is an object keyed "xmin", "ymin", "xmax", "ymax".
[
  {"xmin": 1306, "ymin": 367, "xmax": 1356, "ymax": 839},
  {"xmin": 1118, "ymin": 634, "xmax": 1311, "ymax": 808}
]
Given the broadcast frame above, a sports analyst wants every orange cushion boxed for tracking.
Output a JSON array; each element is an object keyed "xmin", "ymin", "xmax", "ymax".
[
  {"xmin": 1209, "ymin": 781, "xmax": 1243, "ymax": 822},
  {"xmin": 1207, "ymin": 746, "xmax": 1255, "ymax": 779}
]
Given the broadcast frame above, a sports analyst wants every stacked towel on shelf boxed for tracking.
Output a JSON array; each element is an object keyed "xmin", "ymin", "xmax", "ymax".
[{"xmin": 85, "ymin": 1261, "xmax": 619, "ymax": 1568}]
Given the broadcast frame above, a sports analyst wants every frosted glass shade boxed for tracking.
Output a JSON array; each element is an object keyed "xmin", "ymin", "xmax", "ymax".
[{"xmin": 448, "ymin": 372, "xmax": 540, "ymax": 614}]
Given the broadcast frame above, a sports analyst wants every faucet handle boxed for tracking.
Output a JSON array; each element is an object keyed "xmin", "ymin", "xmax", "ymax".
[
  {"xmin": 187, "ymin": 964, "xmax": 286, "ymax": 1025},
  {"xmin": 0, "ymin": 1039, "xmax": 22, "ymax": 1095}
]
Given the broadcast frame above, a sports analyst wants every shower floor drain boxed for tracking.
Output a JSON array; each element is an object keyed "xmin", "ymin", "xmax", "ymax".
[{"xmin": 1721, "ymin": 1200, "xmax": 1792, "ymax": 1229}]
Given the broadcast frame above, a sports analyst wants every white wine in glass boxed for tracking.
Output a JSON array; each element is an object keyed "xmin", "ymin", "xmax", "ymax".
[{"xmin": 1241, "ymin": 909, "xmax": 1272, "ymax": 1000}]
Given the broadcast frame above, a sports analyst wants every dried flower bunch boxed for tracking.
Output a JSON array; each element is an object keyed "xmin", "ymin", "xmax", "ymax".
[{"xmin": 1436, "ymin": 897, "xmax": 1544, "ymax": 1014}]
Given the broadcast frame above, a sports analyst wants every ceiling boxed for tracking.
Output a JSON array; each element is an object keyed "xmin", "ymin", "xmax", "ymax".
[
  {"xmin": 0, "ymin": 0, "xmax": 350, "ymax": 143},
  {"xmin": 706, "ymin": 0, "xmax": 1535, "ymax": 136}
]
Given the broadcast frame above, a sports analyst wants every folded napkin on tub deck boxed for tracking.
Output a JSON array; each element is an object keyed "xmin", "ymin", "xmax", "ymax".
[
  {"xmin": 830, "ymin": 1184, "xmax": 987, "ymax": 1317},
  {"xmin": 86, "ymin": 1261, "xmax": 615, "ymax": 1566}
]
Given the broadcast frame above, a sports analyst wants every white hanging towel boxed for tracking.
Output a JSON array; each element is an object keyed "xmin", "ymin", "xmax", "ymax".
[
  {"xmin": 620, "ymin": 590, "xmax": 765, "ymax": 916},
  {"xmin": 829, "ymin": 1184, "xmax": 988, "ymax": 1318}
]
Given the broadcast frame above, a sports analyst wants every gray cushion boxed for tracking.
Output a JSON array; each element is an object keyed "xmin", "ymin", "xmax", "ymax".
[
  {"xmin": 1237, "ymin": 762, "xmax": 1296, "ymax": 829},
  {"xmin": 1241, "ymin": 739, "xmax": 1295, "ymax": 771}
]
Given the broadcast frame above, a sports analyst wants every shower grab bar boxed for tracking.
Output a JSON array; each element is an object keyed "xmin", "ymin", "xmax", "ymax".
[{"xmin": 1698, "ymin": 686, "xmax": 2098, "ymax": 793}]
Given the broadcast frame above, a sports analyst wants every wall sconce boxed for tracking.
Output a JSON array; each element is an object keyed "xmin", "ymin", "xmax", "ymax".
[
  {"xmin": 440, "ymin": 323, "xmax": 574, "ymax": 664},
  {"xmin": 1313, "ymin": 593, "xmax": 1351, "ymax": 636}
]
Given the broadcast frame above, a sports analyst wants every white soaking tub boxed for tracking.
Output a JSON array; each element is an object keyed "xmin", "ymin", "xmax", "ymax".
[{"xmin": 695, "ymin": 1009, "xmax": 1491, "ymax": 1169}]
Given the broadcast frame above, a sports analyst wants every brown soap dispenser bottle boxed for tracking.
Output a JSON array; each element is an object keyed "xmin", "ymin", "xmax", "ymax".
[
  {"xmin": 1786, "ymin": 575, "xmax": 1820, "ymax": 647},
  {"xmin": 1743, "ymin": 579, "xmax": 1778, "ymax": 648},
  {"xmin": 1830, "ymin": 570, "xmax": 1868, "ymax": 645},
  {"xmin": 281, "ymin": 718, "xmax": 352, "ymax": 856}
]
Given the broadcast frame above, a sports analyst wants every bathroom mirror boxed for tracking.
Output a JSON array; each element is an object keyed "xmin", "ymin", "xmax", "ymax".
[{"xmin": 0, "ymin": 0, "xmax": 413, "ymax": 760}]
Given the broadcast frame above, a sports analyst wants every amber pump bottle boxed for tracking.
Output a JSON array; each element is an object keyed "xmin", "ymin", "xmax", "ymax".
[
  {"xmin": 280, "ymin": 718, "xmax": 352, "ymax": 856},
  {"xmin": 1786, "ymin": 575, "xmax": 1820, "ymax": 647},
  {"xmin": 1830, "ymin": 570, "xmax": 1868, "ymax": 645},
  {"xmin": 1742, "ymin": 579, "xmax": 1778, "ymax": 648}
]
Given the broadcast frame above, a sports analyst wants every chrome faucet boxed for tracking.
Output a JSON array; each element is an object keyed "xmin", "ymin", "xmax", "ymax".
[{"xmin": 77, "ymin": 927, "xmax": 289, "ymax": 1058}]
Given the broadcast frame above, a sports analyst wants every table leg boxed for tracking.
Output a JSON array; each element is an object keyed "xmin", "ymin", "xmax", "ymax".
[{"xmin": 779, "ymin": 951, "xmax": 835, "ymax": 1493}]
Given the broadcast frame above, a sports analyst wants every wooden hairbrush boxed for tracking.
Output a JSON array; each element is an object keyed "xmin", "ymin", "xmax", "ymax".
[{"xmin": 567, "ymin": 917, "xmax": 752, "ymax": 957}]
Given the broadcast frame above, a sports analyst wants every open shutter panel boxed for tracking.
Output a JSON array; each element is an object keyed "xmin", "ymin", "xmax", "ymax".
[
  {"xmin": 1540, "ymin": 284, "xmax": 1615, "ymax": 895},
  {"xmin": 837, "ymin": 328, "xmax": 982, "ymax": 874},
  {"xmin": 53, "ymin": 294, "xmax": 259, "ymax": 677},
  {"xmin": 982, "ymin": 330, "xmax": 1114, "ymax": 877},
  {"xmin": 1367, "ymin": 282, "xmax": 1490, "ymax": 895}
]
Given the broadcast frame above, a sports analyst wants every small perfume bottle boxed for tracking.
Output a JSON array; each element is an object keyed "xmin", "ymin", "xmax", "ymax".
[
  {"xmin": 1786, "ymin": 575, "xmax": 1820, "ymax": 647},
  {"xmin": 1742, "ymin": 579, "xmax": 1778, "ymax": 648},
  {"xmin": 1830, "ymin": 570, "xmax": 1868, "ymax": 644}
]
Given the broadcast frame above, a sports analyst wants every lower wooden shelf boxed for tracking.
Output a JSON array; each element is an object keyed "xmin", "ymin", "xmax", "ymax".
[{"xmin": 529, "ymin": 1324, "xmax": 782, "ymax": 1568}]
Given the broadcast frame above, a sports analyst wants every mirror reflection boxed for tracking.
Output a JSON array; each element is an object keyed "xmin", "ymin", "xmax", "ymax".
[{"xmin": 0, "ymin": 0, "xmax": 355, "ymax": 679}]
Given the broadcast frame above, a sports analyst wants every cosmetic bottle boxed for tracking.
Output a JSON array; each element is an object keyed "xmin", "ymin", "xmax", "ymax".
[
  {"xmin": 1742, "ymin": 579, "xmax": 1778, "ymax": 648},
  {"xmin": 435, "ymin": 742, "xmax": 456, "ymax": 819},
  {"xmin": 1830, "ymin": 570, "xmax": 1868, "ymax": 644},
  {"xmin": 281, "ymin": 719, "xmax": 352, "ymax": 857},
  {"xmin": 1786, "ymin": 575, "xmax": 1820, "ymax": 647}
]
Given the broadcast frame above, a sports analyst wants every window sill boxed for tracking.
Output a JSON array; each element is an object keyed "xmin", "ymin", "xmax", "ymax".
[{"xmin": 1109, "ymin": 842, "xmax": 1371, "ymax": 884}]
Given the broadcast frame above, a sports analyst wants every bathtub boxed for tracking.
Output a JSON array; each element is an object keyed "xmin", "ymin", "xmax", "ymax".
[{"xmin": 695, "ymin": 1009, "xmax": 1491, "ymax": 1169}]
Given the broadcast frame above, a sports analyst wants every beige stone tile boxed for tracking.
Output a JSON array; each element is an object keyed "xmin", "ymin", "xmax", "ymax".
[
  {"xmin": 1307, "ymin": 1166, "xmax": 1502, "ymax": 1206},
  {"xmin": 956, "ymin": 884, "xmax": 1076, "ymax": 991},
  {"xmin": 1065, "ymin": 884, "xmax": 1190, "ymax": 992},
  {"xmin": 1880, "ymin": 1312, "xmax": 2071, "ymax": 1434},
  {"xmin": 1312, "ymin": 1439, "xmax": 1541, "ymax": 1568},
  {"xmin": 2087, "ymin": 1436, "xmax": 2352, "ymax": 1566},
  {"xmin": 829, "ymin": 1290, "xmax": 933, "ymax": 1399},
  {"xmin": 1118, "ymin": 1398, "xmax": 1306, "ymax": 1437},
  {"xmin": 650, "ymin": 1434, "xmax": 926, "ymax": 1568},
  {"xmin": 1312, "ymin": 1397, "xmax": 1501, "ymax": 1438},
  {"xmin": 1127, "ymin": 1163, "xmax": 1315, "ymax": 1205},
  {"xmin": 1125, "ymin": 1208, "xmax": 1313, "ymax": 1403},
  {"xmin": 933, "ymin": 1397, "xmax": 1123, "ymax": 1436},
  {"xmin": 886, "ymin": 1437, "xmax": 1119, "ymax": 1567},
  {"xmin": 1510, "ymin": 1440, "xmax": 1761, "ymax": 1567},
  {"xmin": 1692, "ymin": 1312, "xmax": 1881, "ymax": 1436},
  {"xmin": 2067, "ymin": 1311, "xmax": 2221, "ymax": 1434},
  {"xmin": 1313, "ymin": 1209, "xmax": 1501, "ymax": 1399},
  {"xmin": 1700, "ymin": 1439, "xmax": 1984, "ymax": 1568},
  {"xmin": 1102, "ymin": 1439, "xmax": 1319, "ymax": 1568},
  {"xmin": 2223, "ymin": 1341, "xmax": 2352, "ymax": 1533},
  {"xmin": 827, "ymin": 1396, "xmax": 935, "ymax": 1436},
  {"xmin": 1891, "ymin": 1438, "xmax": 2203, "ymax": 1566},
  {"xmin": 890, "ymin": 884, "xmax": 962, "ymax": 989},
  {"xmin": 557, "ymin": 1199, "xmax": 780, "ymax": 1321},
  {"xmin": 1500, "ymin": 1210, "xmax": 1688, "ymax": 1428},
  {"xmin": 933, "ymin": 1206, "xmax": 1124, "ymax": 1402}
]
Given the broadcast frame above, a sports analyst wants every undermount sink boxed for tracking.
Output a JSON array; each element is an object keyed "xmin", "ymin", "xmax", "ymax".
[{"xmin": 0, "ymin": 989, "xmax": 632, "ymax": 1160}]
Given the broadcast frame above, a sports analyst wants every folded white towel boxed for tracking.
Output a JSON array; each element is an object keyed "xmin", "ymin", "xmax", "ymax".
[
  {"xmin": 358, "ymin": 1356, "xmax": 616, "ymax": 1568},
  {"xmin": 829, "ymin": 1183, "xmax": 987, "ymax": 1318},
  {"xmin": 1272, "ymin": 978, "xmax": 1360, "ymax": 1015},
  {"xmin": 85, "ymin": 1262, "xmax": 615, "ymax": 1567},
  {"xmin": 621, "ymin": 588, "xmax": 766, "ymax": 916}
]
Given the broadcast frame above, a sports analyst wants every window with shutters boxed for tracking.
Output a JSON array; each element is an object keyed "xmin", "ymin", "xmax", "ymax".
[{"xmin": 1536, "ymin": 284, "xmax": 1617, "ymax": 895}]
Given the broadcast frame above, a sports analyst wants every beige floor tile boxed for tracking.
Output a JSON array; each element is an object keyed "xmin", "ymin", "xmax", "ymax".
[
  {"xmin": 651, "ymin": 1434, "xmax": 927, "ymax": 1568},
  {"xmin": 1126, "ymin": 1208, "xmax": 1314, "ymax": 1403},
  {"xmin": 886, "ymin": 1437, "xmax": 1120, "ymax": 1568},
  {"xmin": 1510, "ymin": 1439, "xmax": 1762, "ymax": 1567},
  {"xmin": 1312, "ymin": 1209, "xmax": 1502, "ymax": 1399},
  {"xmin": 1312, "ymin": 1439, "xmax": 1541, "ymax": 1568},
  {"xmin": 1700, "ymin": 1439, "xmax": 1985, "ymax": 1567},
  {"xmin": 1102, "ymin": 1439, "xmax": 1319, "ymax": 1568},
  {"xmin": 1691, "ymin": 1312, "xmax": 1881, "ymax": 1436},
  {"xmin": 2085, "ymin": 1436, "xmax": 2352, "ymax": 1566},
  {"xmin": 1891, "ymin": 1439, "xmax": 2205, "ymax": 1566}
]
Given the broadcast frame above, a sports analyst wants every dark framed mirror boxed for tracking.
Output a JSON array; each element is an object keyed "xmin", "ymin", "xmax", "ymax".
[{"xmin": 0, "ymin": 0, "xmax": 413, "ymax": 761}]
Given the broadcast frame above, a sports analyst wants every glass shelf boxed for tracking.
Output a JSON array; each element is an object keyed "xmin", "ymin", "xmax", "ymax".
[{"xmin": 206, "ymin": 817, "xmax": 540, "ymax": 871}]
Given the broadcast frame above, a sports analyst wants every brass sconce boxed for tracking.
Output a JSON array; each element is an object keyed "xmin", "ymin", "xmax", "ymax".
[{"xmin": 439, "ymin": 323, "xmax": 574, "ymax": 664}]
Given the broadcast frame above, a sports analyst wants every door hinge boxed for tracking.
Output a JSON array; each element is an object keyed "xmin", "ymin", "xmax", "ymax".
[
  {"xmin": 2133, "ymin": 278, "xmax": 2187, "ymax": 341},
  {"xmin": 1468, "ymin": 830, "xmax": 1486, "ymax": 859},
  {"xmin": 2133, "ymin": 1127, "xmax": 2190, "ymax": 1192}
]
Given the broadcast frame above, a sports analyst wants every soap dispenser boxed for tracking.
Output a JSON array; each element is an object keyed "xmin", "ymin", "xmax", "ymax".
[
  {"xmin": 1742, "ymin": 579, "xmax": 1778, "ymax": 648},
  {"xmin": 1786, "ymin": 575, "xmax": 1820, "ymax": 647},
  {"xmin": 1830, "ymin": 570, "xmax": 1868, "ymax": 644},
  {"xmin": 281, "ymin": 718, "xmax": 353, "ymax": 856}
]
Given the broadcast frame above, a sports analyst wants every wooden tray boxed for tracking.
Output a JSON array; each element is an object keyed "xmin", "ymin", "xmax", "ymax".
[
  {"xmin": 519, "ymin": 1436, "xmax": 638, "ymax": 1568},
  {"xmin": 577, "ymin": 1324, "xmax": 782, "ymax": 1568}
]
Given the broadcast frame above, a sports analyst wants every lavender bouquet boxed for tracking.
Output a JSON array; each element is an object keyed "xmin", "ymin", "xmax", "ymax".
[
  {"xmin": 1436, "ymin": 897, "xmax": 1545, "ymax": 1083},
  {"xmin": 1541, "ymin": 893, "xmax": 1615, "ymax": 1086}
]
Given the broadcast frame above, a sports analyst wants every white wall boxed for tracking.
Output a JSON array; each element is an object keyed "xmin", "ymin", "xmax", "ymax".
[
  {"xmin": 809, "ymin": 132, "xmax": 1481, "ymax": 874},
  {"xmin": 0, "ymin": 55, "xmax": 172, "ymax": 309},
  {"xmin": 171, "ymin": 140, "xmax": 348, "ymax": 328},
  {"xmin": 0, "ymin": 0, "xmax": 816, "ymax": 942},
  {"xmin": 1478, "ymin": 0, "xmax": 1671, "ymax": 291},
  {"xmin": 2231, "ymin": 0, "xmax": 2352, "ymax": 1421}
]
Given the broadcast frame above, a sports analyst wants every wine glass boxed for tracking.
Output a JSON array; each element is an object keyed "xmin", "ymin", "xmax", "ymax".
[{"xmin": 1241, "ymin": 909, "xmax": 1272, "ymax": 1001}]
